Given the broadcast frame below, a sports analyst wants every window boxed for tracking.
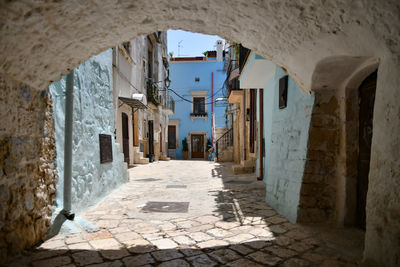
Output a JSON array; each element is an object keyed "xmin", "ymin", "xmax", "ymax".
[
  {"xmin": 190, "ymin": 90, "xmax": 208, "ymax": 118},
  {"xmin": 168, "ymin": 125, "xmax": 176, "ymax": 149},
  {"xmin": 193, "ymin": 97, "xmax": 205, "ymax": 115}
]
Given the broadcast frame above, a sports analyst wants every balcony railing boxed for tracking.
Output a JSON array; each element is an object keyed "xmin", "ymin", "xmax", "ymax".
[
  {"xmin": 147, "ymin": 81, "xmax": 161, "ymax": 106},
  {"xmin": 190, "ymin": 112, "xmax": 207, "ymax": 117}
]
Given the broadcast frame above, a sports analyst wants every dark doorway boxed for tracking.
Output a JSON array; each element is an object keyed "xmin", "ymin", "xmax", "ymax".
[
  {"xmin": 356, "ymin": 70, "xmax": 377, "ymax": 229},
  {"xmin": 148, "ymin": 120, "xmax": 154, "ymax": 162},
  {"xmin": 168, "ymin": 126, "xmax": 176, "ymax": 149},
  {"xmin": 122, "ymin": 112, "xmax": 129, "ymax": 163},
  {"xmin": 160, "ymin": 130, "xmax": 162, "ymax": 153},
  {"xmin": 191, "ymin": 134, "xmax": 204, "ymax": 158}
]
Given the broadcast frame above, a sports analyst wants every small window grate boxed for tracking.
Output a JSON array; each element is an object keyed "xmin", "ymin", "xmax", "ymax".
[{"xmin": 99, "ymin": 134, "xmax": 113, "ymax": 163}]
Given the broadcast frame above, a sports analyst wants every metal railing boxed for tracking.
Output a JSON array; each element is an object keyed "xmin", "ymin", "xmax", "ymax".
[
  {"xmin": 215, "ymin": 128, "xmax": 233, "ymax": 159},
  {"xmin": 147, "ymin": 81, "xmax": 161, "ymax": 105}
]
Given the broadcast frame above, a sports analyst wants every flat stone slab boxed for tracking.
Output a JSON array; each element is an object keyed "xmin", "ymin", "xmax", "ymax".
[{"xmin": 141, "ymin": 202, "xmax": 189, "ymax": 213}]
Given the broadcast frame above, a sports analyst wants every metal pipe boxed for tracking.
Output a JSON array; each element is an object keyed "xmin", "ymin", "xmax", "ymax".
[
  {"xmin": 242, "ymin": 90, "xmax": 246, "ymax": 161},
  {"xmin": 211, "ymin": 72, "xmax": 214, "ymax": 144},
  {"xmin": 61, "ymin": 70, "xmax": 75, "ymax": 220}
]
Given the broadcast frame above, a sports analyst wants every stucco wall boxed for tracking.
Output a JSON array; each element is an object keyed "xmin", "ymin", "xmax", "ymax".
[
  {"xmin": 264, "ymin": 67, "xmax": 315, "ymax": 223},
  {"xmin": 0, "ymin": 76, "xmax": 57, "ymax": 262},
  {"xmin": 49, "ymin": 49, "xmax": 128, "ymax": 214}
]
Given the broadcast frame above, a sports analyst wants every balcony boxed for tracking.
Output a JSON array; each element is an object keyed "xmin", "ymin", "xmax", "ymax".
[
  {"xmin": 190, "ymin": 112, "xmax": 208, "ymax": 118},
  {"xmin": 147, "ymin": 81, "xmax": 161, "ymax": 108}
]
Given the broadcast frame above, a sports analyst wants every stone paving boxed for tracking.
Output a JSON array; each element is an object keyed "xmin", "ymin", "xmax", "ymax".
[{"xmin": 7, "ymin": 161, "xmax": 364, "ymax": 266}]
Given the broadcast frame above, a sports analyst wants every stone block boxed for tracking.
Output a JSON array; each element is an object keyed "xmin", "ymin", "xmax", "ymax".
[
  {"xmin": 157, "ymin": 259, "xmax": 190, "ymax": 267},
  {"xmin": 150, "ymin": 238, "xmax": 178, "ymax": 249},
  {"xmin": 99, "ymin": 248, "xmax": 130, "ymax": 260},
  {"xmin": 247, "ymin": 251, "xmax": 281, "ymax": 266},
  {"xmin": 208, "ymin": 248, "xmax": 241, "ymax": 264},
  {"xmin": 122, "ymin": 253, "xmax": 155, "ymax": 266},
  {"xmin": 32, "ymin": 256, "xmax": 72, "ymax": 267},
  {"xmin": 197, "ymin": 239, "xmax": 229, "ymax": 249},
  {"xmin": 72, "ymin": 251, "xmax": 103, "ymax": 266},
  {"xmin": 187, "ymin": 253, "xmax": 217, "ymax": 267},
  {"xmin": 151, "ymin": 249, "xmax": 184, "ymax": 261}
]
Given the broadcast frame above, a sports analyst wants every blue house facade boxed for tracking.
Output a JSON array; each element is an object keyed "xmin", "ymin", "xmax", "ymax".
[{"xmin": 168, "ymin": 45, "xmax": 226, "ymax": 160}]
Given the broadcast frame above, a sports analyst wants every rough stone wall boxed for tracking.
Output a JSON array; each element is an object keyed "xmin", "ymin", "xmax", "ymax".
[
  {"xmin": 297, "ymin": 90, "xmax": 339, "ymax": 224},
  {"xmin": 49, "ymin": 49, "xmax": 128, "ymax": 214},
  {"xmin": 264, "ymin": 67, "xmax": 315, "ymax": 223},
  {"xmin": 0, "ymin": 76, "xmax": 57, "ymax": 262}
]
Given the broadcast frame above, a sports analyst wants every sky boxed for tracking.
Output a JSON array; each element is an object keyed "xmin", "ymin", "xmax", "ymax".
[{"xmin": 167, "ymin": 30, "xmax": 225, "ymax": 57}]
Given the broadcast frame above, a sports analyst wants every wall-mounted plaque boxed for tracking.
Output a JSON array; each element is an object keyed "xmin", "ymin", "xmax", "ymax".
[
  {"xmin": 279, "ymin": 75, "xmax": 288, "ymax": 109},
  {"xmin": 99, "ymin": 134, "xmax": 113, "ymax": 163}
]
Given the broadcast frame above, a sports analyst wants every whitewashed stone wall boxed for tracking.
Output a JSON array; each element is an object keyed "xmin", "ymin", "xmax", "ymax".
[
  {"xmin": 264, "ymin": 67, "xmax": 315, "ymax": 223},
  {"xmin": 49, "ymin": 49, "xmax": 128, "ymax": 214}
]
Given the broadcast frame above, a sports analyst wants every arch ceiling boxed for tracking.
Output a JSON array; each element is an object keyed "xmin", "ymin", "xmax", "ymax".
[{"xmin": 0, "ymin": 0, "xmax": 399, "ymax": 91}]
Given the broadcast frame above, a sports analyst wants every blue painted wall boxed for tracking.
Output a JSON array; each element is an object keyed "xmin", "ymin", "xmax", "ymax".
[
  {"xmin": 169, "ymin": 59, "xmax": 226, "ymax": 159},
  {"xmin": 50, "ymin": 49, "xmax": 128, "ymax": 214},
  {"xmin": 263, "ymin": 66, "xmax": 315, "ymax": 222}
]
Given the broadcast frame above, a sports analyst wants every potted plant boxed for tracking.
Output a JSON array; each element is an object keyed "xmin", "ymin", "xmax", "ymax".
[
  {"xmin": 182, "ymin": 137, "xmax": 188, "ymax": 160},
  {"xmin": 206, "ymin": 138, "xmax": 212, "ymax": 160}
]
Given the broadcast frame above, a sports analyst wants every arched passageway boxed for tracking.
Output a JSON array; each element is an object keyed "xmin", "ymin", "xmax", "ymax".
[{"xmin": 0, "ymin": 1, "xmax": 399, "ymax": 265}]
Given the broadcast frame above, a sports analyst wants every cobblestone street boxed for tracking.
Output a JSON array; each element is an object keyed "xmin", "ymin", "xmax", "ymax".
[{"xmin": 8, "ymin": 161, "xmax": 364, "ymax": 266}]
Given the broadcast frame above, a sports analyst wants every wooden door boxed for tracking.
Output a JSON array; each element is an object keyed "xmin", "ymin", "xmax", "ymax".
[
  {"xmin": 356, "ymin": 71, "xmax": 377, "ymax": 229},
  {"xmin": 160, "ymin": 131, "xmax": 162, "ymax": 153},
  {"xmin": 122, "ymin": 112, "xmax": 129, "ymax": 163},
  {"xmin": 191, "ymin": 134, "xmax": 204, "ymax": 158},
  {"xmin": 148, "ymin": 120, "xmax": 154, "ymax": 155}
]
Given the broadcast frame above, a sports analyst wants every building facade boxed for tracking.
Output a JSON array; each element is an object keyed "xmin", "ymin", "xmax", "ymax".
[
  {"xmin": 168, "ymin": 42, "xmax": 226, "ymax": 160},
  {"xmin": 113, "ymin": 32, "xmax": 172, "ymax": 165}
]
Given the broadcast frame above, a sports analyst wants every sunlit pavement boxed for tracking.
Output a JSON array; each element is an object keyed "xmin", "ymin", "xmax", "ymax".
[{"xmin": 8, "ymin": 161, "xmax": 364, "ymax": 266}]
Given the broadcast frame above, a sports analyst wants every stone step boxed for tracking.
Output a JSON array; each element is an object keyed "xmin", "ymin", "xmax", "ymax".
[
  {"xmin": 133, "ymin": 146, "xmax": 149, "ymax": 164},
  {"xmin": 160, "ymin": 155, "xmax": 171, "ymax": 161},
  {"xmin": 232, "ymin": 164, "xmax": 254, "ymax": 174},
  {"xmin": 240, "ymin": 158, "xmax": 255, "ymax": 168},
  {"xmin": 135, "ymin": 157, "xmax": 149, "ymax": 164}
]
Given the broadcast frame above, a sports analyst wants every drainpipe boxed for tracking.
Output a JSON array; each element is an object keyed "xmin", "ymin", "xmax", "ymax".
[
  {"xmin": 211, "ymin": 72, "xmax": 214, "ymax": 144},
  {"xmin": 61, "ymin": 70, "xmax": 75, "ymax": 220},
  {"xmin": 242, "ymin": 90, "xmax": 246, "ymax": 161}
]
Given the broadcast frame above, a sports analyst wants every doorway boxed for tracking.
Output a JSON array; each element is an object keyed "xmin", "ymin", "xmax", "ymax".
[
  {"xmin": 356, "ymin": 71, "xmax": 377, "ymax": 229},
  {"xmin": 191, "ymin": 134, "xmax": 204, "ymax": 158},
  {"xmin": 122, "ymin": 112, "xmax": 129, "ymax": 163},
  {"xmin": 148, "ymin": 120, "xmax": 154, "ymax": 161}
]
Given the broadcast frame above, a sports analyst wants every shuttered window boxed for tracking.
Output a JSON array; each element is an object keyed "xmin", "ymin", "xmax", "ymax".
[{"xmin": 193, "ymin": 97, "xmax": 205, "ymax": 114}]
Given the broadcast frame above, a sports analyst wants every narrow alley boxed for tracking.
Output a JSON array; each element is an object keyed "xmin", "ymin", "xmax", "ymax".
[{"xmin": 8, "ymin": 161, "xmax": 363, "ymax": 267}]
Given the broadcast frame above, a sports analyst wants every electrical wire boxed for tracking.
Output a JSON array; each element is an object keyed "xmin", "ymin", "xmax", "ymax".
[{"xmin": 114, "ymin": 63, "xmax": 227, "ymax": 106}]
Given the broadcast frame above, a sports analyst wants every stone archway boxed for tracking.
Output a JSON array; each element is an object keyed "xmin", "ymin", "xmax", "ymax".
[
  {"xmin": 0, "ymin": 1, "xmax": 399, "ymax": 265},
  {"xmin": 298, "ymin": 56, "xmax": 380, "ymax": 226}
]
